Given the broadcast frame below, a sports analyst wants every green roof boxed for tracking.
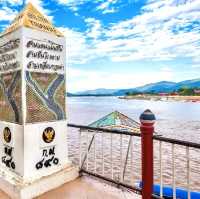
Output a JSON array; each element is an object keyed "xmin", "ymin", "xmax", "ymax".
[{"xmin": 89, "ymin": 111, "xmax": 139, "ymax": 132}]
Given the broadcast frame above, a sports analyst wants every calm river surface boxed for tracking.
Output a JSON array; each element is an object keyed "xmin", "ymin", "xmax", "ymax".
[
  {"xmin": 68, "ymin": 96, "xmax": 200, "ymax": 142},
  {"xmin": 67, "ymin": 97, "xmax": 200, "ymax": 192}
]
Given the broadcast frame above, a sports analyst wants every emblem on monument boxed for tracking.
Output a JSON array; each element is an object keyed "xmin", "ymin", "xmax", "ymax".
[
  {"xmin": 3, "ymin": 127, "xmax": 11, "ymax": 143},
  {"xmin": 42, "ymin": 127, "xmax": 55, "ymax": 143}
]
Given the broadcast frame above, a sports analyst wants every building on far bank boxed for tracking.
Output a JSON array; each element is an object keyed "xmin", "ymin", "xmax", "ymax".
[
  {"xmin": 194, "ymin": 89, "xmax": 200, "ymax": 95},
  {"xmin": 159, "ymin": 93, "xmax": 169, "ymax": 96}
]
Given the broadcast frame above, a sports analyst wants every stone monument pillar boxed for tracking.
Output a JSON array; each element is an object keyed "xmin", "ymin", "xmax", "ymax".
[{"xmin": 0, "ymin": 3, "xmax": 78, "ymax": 199}]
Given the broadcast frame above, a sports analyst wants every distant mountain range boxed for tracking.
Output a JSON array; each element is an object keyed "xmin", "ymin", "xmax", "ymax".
[
  {"xmin": 75, "ymin": 88, "xmax": 117, "ymax": 96},
  {"xmin": 69, "ymin": 78, "xmax": 200, "ymax": 96}
]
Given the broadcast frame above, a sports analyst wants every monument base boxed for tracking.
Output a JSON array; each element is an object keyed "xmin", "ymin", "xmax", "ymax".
[{"xmin": 0, "ymin": 164, "xmax": 79, "ymax": 199}]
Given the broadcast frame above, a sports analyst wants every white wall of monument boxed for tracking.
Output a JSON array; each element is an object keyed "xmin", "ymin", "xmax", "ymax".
[{"xmin": 0, "ymin": 27, "xmax": 69, "ymax": 182}]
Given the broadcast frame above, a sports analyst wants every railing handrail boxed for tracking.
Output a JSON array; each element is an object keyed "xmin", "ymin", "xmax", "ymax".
[
  {"xmin": 153, "ymin": 135, "xmax": 200, "ymax": 149},
  {"xmin": 68, "ymin": 123, "xmax": 200, "ymax": 149},
  {"xmin": 68, "ymin": 123, "xmax": 141, "ymax": 137}
]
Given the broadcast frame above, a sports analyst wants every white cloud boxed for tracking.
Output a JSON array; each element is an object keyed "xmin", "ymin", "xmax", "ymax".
[
  {"xmin": 96, "ymin": 0, "xmax": 118, "ymax": 14},
  {"xmin": 4, "ymin": 0, "xmax": 23, "ymax": 5},
  {"xmin": 25, "ymin": 0, "xmax": 54, "ymax": 21},
  {"xmin": 27, "ymin": 0, "xmax": 199, "ymax": 66},
  {"xmin": 191, "ymin": 64, "xmax": 200, "ymax": 68},
  {"xmin": 85, "ymin": 18, "xmax": 102, "ymax": 39},
  {"xmin": 56, "ymin": 0, "xmax": 87, "ymax": 5},
  {"xmin": 57, "ymin": 0, "xmax": 200, "ymax": 66},
  {"xmin": 59, "ymin": 27, "xmax": 96, "ymax": 64},
  {"xmin": 0, "ymin": 6, "xmax": 17, "ymax": 21},
  {"xmin": 67, "ymin": 0, "xmax": 200, "ymax": 64},
  {"xmin": 0, "ymin": 0, "xmax": 54, "ymax": 23},
  {"xmin": 67, "ymin": 67, "xmax": 175, "ymax": 92},
  {"xmin": 56, "ymin": 0, "xmax": 119, "ymax": 13},
  {"xmin": 30, "ymin": 0, "xmax": 194, "ymax": 70},
  {"xmin": 0, "ymin": 0, "xmax": 23, "ymax": 6},
  {"xmin": 161, "ymin": 67, "xmax": 173, "ymax": 72},
  {"xmin": 56, "ymin": 0, "xmax": 100, "ymax": 11}
]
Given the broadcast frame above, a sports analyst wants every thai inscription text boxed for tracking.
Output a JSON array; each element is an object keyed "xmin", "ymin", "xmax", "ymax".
[
  {"xmin": 26, "ymin": 39, "xmax": 64, "ymax": 73},
  {"xmin": 0, "ymin": 39, "xmax": 20, "ymax": 72}
]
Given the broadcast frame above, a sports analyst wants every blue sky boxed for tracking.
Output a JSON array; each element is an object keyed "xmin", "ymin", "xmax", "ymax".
[{"xmin": 0, "ymin": 0, "xmax": 200, "ymax": 92}]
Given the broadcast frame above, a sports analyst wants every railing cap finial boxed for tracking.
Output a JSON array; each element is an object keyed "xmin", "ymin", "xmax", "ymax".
[{"xmin": 139, "ymin": 109, "xmax": 156, "ymax": 125}]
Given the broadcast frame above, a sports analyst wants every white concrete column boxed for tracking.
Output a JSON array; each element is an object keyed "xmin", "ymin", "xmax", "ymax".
[{"xmin": 0, "ymin": 3, "xmax": 78, "ymax": 199}]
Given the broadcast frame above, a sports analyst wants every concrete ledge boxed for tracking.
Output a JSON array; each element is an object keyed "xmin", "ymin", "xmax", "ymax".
[{"xmin": 0, "ymin": 165, "xmax": 79, "ymax": 199}]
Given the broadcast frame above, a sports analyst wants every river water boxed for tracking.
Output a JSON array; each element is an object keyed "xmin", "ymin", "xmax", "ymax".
[{"xmin": 67, "ymin": 97, "xmax": 200, "ymax": 192}]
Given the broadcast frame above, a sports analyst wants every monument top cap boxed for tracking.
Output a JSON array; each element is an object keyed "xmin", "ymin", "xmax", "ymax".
[{"xmin": 1, "ymin": 2, "xmax": 64, "ymax": 37}]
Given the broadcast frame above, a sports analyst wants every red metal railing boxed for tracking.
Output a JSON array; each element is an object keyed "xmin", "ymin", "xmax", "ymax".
[
  {"xmin": 68, "ymin": 110, "xmax": 200, "ymax": 199},
  {"xmin": 140, "ymin": 109, "xmax": 155, "ymax": 199}
]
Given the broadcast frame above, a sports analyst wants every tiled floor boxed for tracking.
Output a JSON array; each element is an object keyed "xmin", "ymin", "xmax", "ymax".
[
  {"xmin": 0, "ymin": 189, "xmax": 9, "ymax": 199},
  {"xmin": 0, "ymin": 176, "xmax": 141, "ymax": 199}
]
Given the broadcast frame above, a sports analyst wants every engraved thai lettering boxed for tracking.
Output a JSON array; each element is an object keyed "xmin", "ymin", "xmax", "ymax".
[
  {"xmin": 36, "ymin": 158, "xmax": 44, "ymax": 169},
  {"xmin": 26, "ymin": 51, "xmax": 60, "ymax": 61},
  {"xmin": 27, "ymin": 61, "xmax": 64, "ymax": 71},
  {"xmin": 49, "ymin": 147, "xmax": 55, "ymax": 155},
  {"xmin": 42, "ymin": 147, "xmax": 55, "ymax": 157},
  {"xmin": 4, "ymin": 147, "xmax": 12, "ymax": 156},
  {"xmin": 1, "ymin": 146, "xmax": 15, "ymax": 170},
  {"xmin": 42, "ymin": 149, "xmax": 48, "ymax": 157},
  {"xmin": 35, "ymin": 146, "xmax": 59, "ymax": 170},
  {"xmin": 26, "ymin": 40, "xmax": 63, "ymax": 52},
  {"xmin": 49, "ymin": 54, "xmax": 60, "ymax": 61},
  {"xmin": 0, "ymin": 39, "xmax": 20, "ymax": 72},
  {"xmin": 53, "ymin": 158, "xmax": 59, "ymax": 165},
  {"xmin": 0, "ymin": 61, "xmax": 20, "ymax": 72},
  {"xmin": 0, "ymin": 39, "xmax": 20, "ymax": 54},
  {"xmin": 44, "ymin": 156, "xmax": 54, "ymax": 167},
  {"xmin": 0, "ymin": 52, "xmax": 16, "ymax": 62}
]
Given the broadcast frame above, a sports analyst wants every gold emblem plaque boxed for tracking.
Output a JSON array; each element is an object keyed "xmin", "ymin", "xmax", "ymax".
[
  {"xmin": 42, "ymin": 127, "xmax": 55, "ymax": 143},
  {"xmin": 3, "ymin": 127, "xmax": 11, "ymax": 143}
]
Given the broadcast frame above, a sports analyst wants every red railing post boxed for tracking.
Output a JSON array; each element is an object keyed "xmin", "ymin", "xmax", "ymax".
[{"xmin": 140, "ymin": 109, "xmax": 156, "ymax": 199}]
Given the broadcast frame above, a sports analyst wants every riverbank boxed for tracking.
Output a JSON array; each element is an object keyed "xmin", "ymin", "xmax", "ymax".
[{"xmin": 119, "ymin": 95, "xmax": 200, "ymax": 102}]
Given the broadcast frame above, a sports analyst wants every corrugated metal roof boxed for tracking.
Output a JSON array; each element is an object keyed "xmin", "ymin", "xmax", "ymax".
[{"xmin": 89, "ymin": 111, "xmax": 140, "ymax": 133}]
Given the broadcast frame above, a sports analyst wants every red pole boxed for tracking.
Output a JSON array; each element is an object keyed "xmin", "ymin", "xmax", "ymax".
[{"xmin": 140, "ymin": 109, "xmax": 155, "ymax": 199}]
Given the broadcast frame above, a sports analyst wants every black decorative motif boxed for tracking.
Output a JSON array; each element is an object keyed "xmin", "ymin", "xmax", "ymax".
[
  {"xmin": 35, "ymin": 146, "xmax": 59, "ymax": 170},
  {"xmin": 1, "ymin": 146, "xmax": 15, "ymax": 170},
  {"xmin": 4, "ymin": 146, "xmax": 12, "ymax": 156}
]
